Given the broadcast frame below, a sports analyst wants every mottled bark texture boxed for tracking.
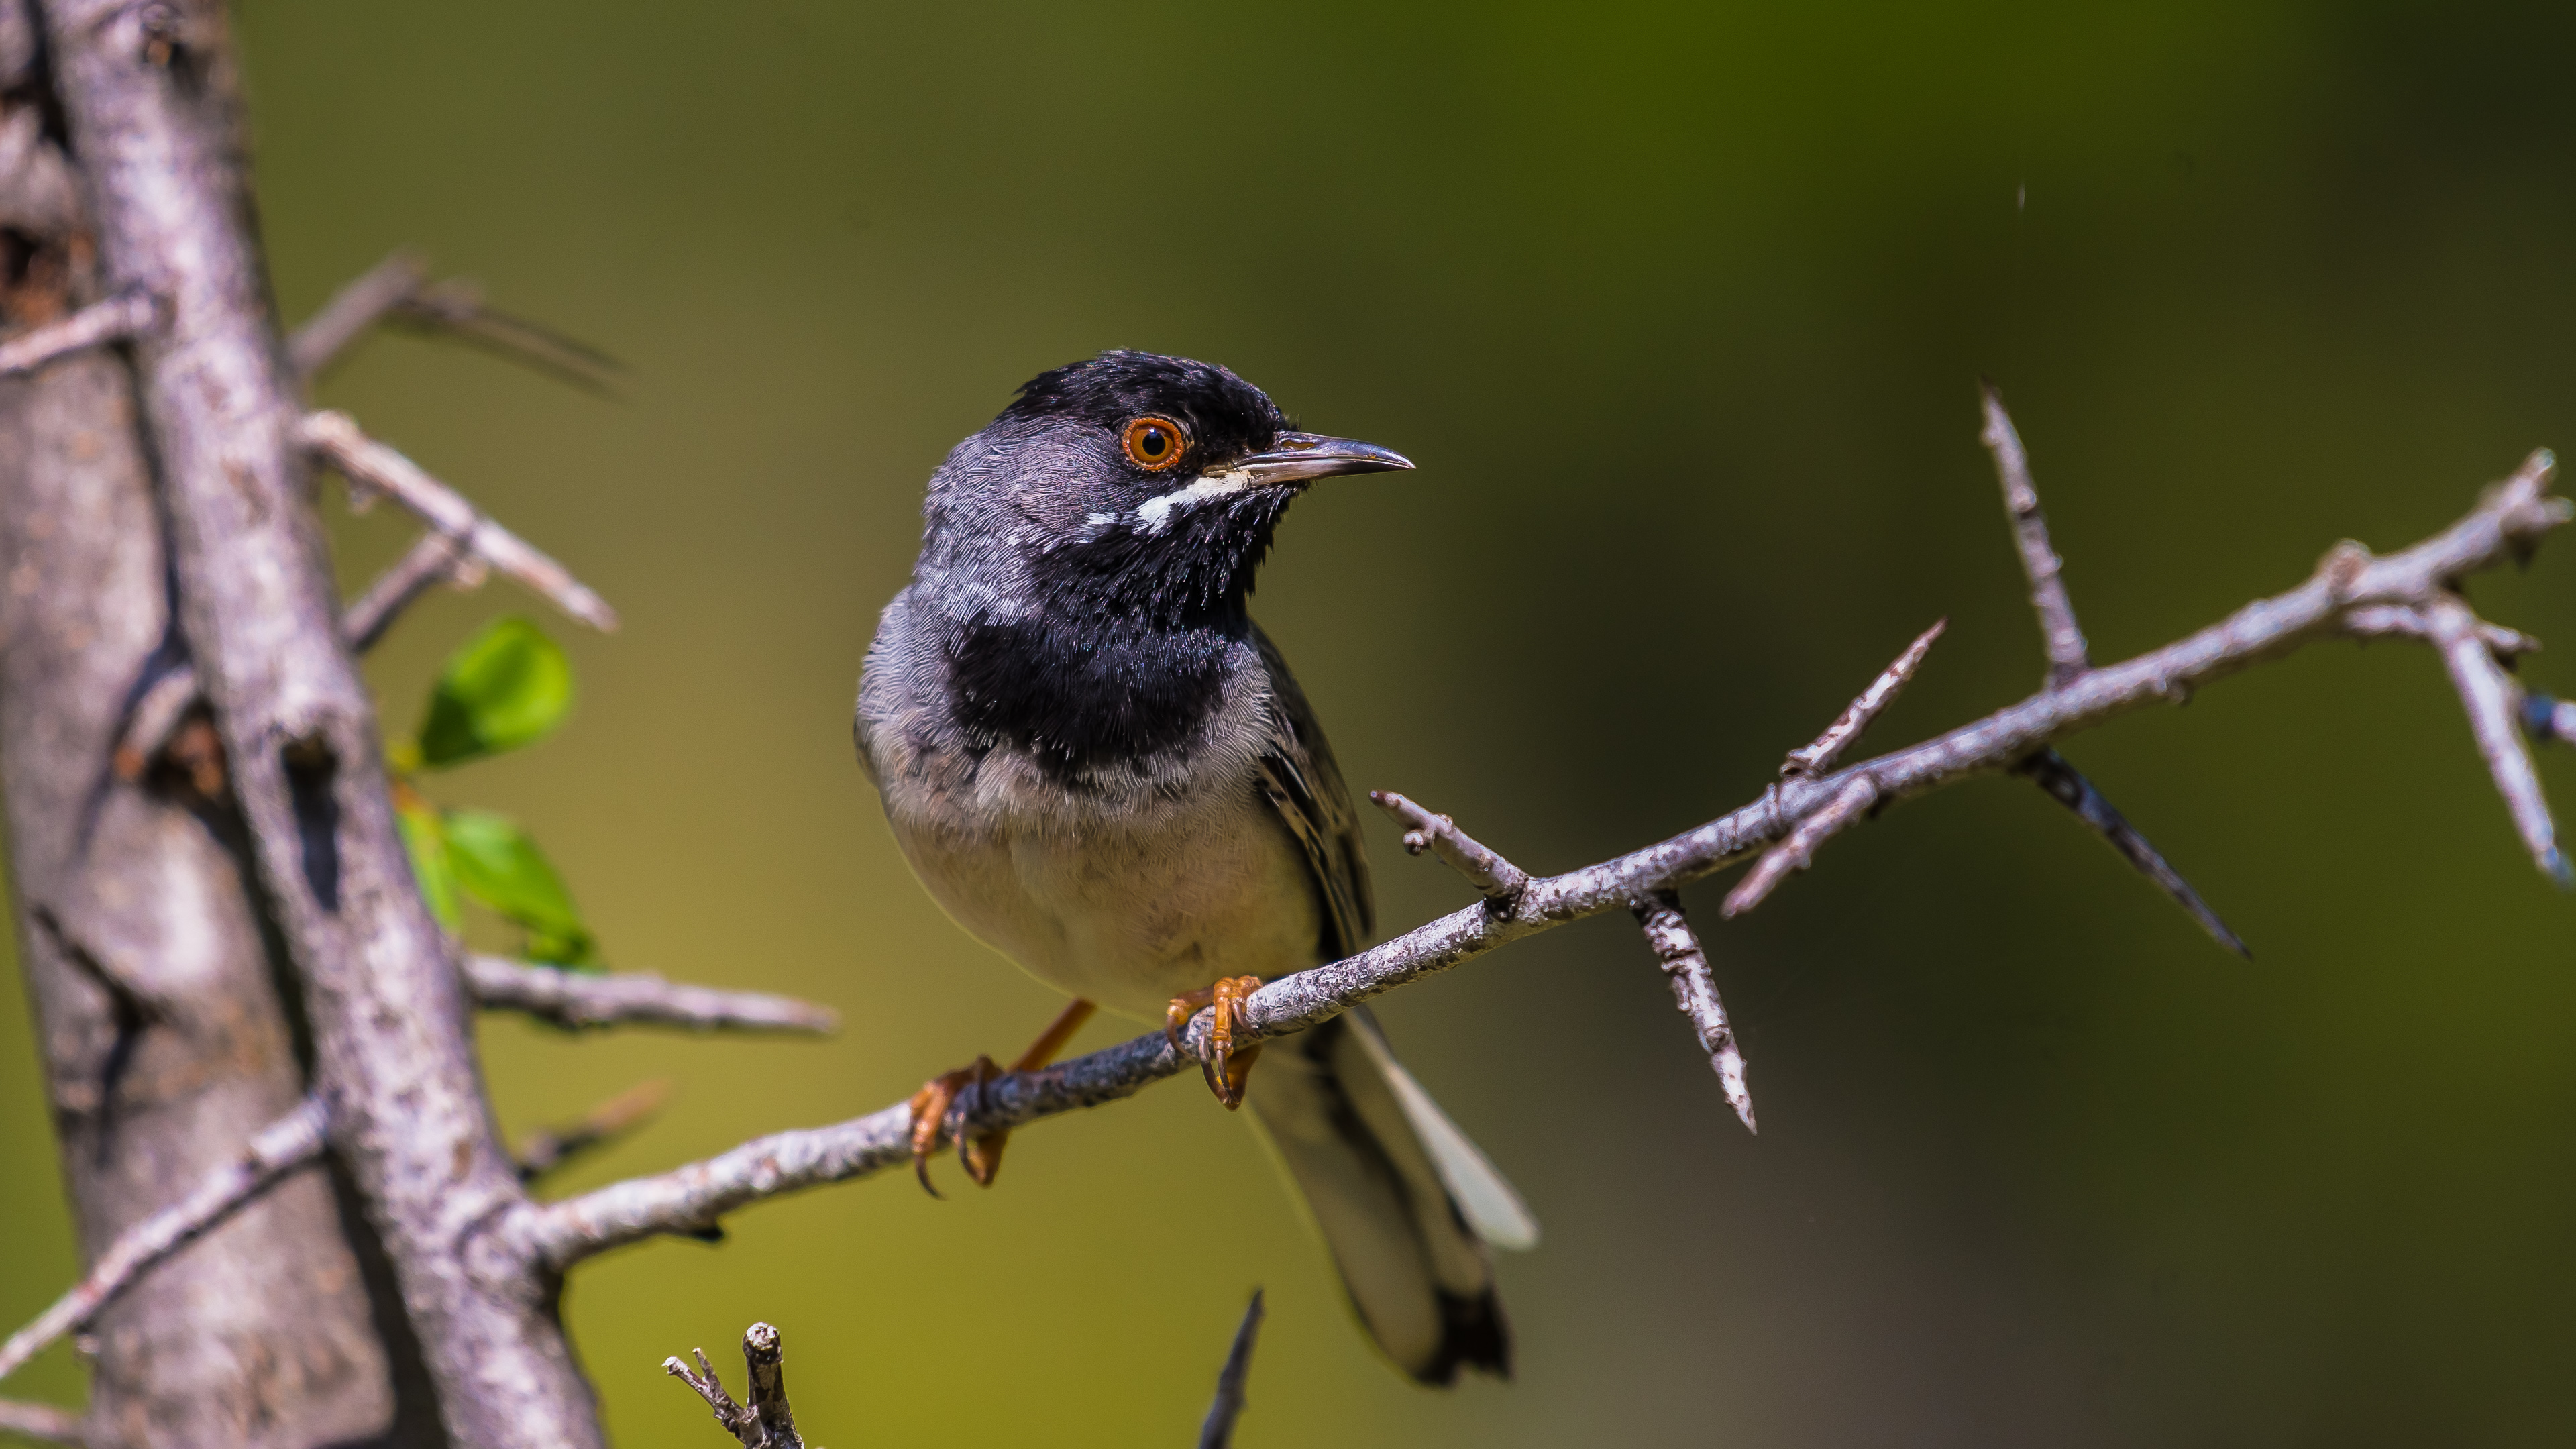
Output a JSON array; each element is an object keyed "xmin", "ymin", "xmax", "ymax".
[
  {"xmin": 32, "ymin": 3, "xmax": 603, "ymax": 1448},
  {"xmin": 0, "ymin": 27, "xmax": 431, "ymax": 1444}
]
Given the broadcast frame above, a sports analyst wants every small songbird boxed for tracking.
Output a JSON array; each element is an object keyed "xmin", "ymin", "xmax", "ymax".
[{"xmin": 855, "ymin": 350, "xmax": 1537, "ymax": 1385}]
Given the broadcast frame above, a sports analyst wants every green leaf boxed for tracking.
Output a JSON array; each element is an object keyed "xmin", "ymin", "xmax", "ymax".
[
  {"xmin": 394, "ymin": 791, "xmax": 462, "ymax": 932},
  {"xmin": 415, "ymin": 617, "xmax": 573, "ymax": 769},
  {"xmin": 441, "ymin": 808, "xmax": 597, "ymax": 966}
]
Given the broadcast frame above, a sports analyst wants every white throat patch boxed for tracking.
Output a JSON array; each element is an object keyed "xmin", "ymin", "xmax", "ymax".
[{"xmin": 1134, "ymin": 469, "xmax": 1255, "ymax": 534}]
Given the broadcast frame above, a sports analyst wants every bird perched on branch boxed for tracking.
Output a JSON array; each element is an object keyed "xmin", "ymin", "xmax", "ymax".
[{"xmin": 855, "ymin": 350, "xmax": 1537, "ymax": 1385}]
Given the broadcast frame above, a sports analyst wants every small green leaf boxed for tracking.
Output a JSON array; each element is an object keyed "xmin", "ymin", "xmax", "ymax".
[
  {"xmin": 394, "ymin": 792, "xmax": 461, "ymax": 932},
  {"xmin": 416, "ymin": 617, "xmax": 573, "ymax": 769},
  {"xmin": 442, "ymin": 808, "xmax": 597, "ymax": 966}
]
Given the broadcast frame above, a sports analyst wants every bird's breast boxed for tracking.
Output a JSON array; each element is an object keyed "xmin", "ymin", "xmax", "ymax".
[{"xmin": 886, "ymin": 778, "xmax": 1322, "ymax": 1020}]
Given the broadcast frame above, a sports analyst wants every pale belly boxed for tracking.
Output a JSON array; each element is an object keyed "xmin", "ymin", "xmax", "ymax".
[{"xmin": 888, "ymin": 788, "xmax": 1324, "ymax": 1022}]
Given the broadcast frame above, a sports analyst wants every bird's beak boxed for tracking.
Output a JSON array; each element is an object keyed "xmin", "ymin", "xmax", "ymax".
[{"xmin": 1232, "ymin": 431, "xmax": 1415, "ymax": 486}]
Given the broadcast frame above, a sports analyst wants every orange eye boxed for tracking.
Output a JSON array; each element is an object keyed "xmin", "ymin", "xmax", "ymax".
[{"xmin": 1121, "ymin": 415, "xmax": 1187, "ymax": 472}]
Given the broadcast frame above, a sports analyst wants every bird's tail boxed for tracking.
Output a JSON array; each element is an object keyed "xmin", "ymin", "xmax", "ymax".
[{"xmin": 1244, "ymin": 1008, "xmax": 1538, "ymax": 1386}]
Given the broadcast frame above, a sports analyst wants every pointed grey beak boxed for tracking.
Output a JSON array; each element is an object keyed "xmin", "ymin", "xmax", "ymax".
[{"xmin": 1232, "ymin": 431, "xmax": 1415, "ymax": 486}]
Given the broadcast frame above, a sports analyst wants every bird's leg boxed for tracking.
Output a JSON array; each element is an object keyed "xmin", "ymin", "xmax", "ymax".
[
  {"xmin": 907, "ymin": 997, "xmax": 1097, "ymax": 1197},
  {"xmin": 1165, "ymin": 975, "xmax": 1265, "ymax": 1110}
]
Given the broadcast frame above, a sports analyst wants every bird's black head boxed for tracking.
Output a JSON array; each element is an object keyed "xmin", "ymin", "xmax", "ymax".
[
  {"xmin": 917, "ymin": 350, "xmax": 1411, "ymax": 631},
  {"xmin": 912, "ymin": 351, "xmax": 1409, "ymax": 776}
]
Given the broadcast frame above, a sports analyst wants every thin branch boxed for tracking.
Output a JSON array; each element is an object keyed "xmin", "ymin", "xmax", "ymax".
[
  {"xmin": 1784, "ymin": 619, "xmax": 1947, "ymax": 777},
  {"xmin": 465, "ymin": 955, "xmax": 840, "ymax": 1035},
  {"xmin": 1197, "ymin": 1290, "xmax": 1265, "ymax": 1449},
  {"xmin": 2427, "ymin": 594, "xmax": 2571, "ymax": 885},
  {"xmin": 1633, "ymin": 890, "xmax": 1756, "ymax": 1132},
  {"xmin": 0, "ymin": 290, "xmax": 155, "ymax": 378},
  {"xmin": 1980, "ymin": 384, "xmax": 2092, "ymax": 688},
  {"xmin": 2014, "ymin": 748, "xmax": 2249, "ymax": 955},
  {"xmin": 298, "ymin": 409, "xmax": 620, "ymax": 631},
  {"xmin": 516, "ymin": 1079, "xmax": 674, "ymax": 1185},
  {"xmin": 0, "ymin": 1097, "xmax": 327, "ymax": 1383},
  {"xmin": 1721, "ymin": 774, "xmax": 1880, "ymax": 919},
  {"xmin": 1368, "ymin": 790, "xmax": 1527, "ymax": 900},
  {"xmin": 0, "ymin": 1400, "xmax": 83, "ymax": 1447},
  {"xmin": 506, "ymin": 447, "xmax": 2572, "ymax": 1270},
  {"xmin": 663, "ymin": 1322, "xmax": 802, "ymax": 1449},
  {"xmin": 290, "ymin": 250, "xmax": 621, "ymax": 392},
  {"xmin": 287, "ymin": 250, "xmax": 427, "ymax": 380},
  {"xmin": 113, "ymin": 530, "xmax": 472, "ymax": 780}
]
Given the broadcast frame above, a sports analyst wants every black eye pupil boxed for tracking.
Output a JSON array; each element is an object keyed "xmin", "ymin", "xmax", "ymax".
[{"xmin": 1142, "ymin": 429, "xmax": 1167, "ymax": 456}]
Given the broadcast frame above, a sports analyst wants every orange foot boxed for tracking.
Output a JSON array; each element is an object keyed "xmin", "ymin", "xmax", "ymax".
[
  {"xmin": 908, "ymin": 998, "xmax": 1095, "ymax": 1198},
  {"xmin": 1166, "ymin": 975, "xmax": 1265, "ymax": 1110}
]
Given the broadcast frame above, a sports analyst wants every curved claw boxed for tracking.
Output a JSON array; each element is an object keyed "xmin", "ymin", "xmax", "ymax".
[
  {"xmin": 907, "ymin": 1055, "xmax": 1002, "ymax": 1197},
  {"xmin": 1167, "ymin": 977, "xmax": 1265, "ymax": 1110}
]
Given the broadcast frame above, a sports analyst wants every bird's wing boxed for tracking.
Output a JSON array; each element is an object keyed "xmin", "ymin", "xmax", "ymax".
[{"xmin": 1249, "ymin": 621, "xmax": 1373, "ymax": 959}]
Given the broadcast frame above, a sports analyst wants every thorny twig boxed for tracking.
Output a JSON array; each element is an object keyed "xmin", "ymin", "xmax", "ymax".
[
  {"xmin": 1982, "ymin": 383, "xmax": 2090, "ymax": 687},
  {"xmin": 465, "ymin": 955, "xmax": 840, "ymax": 1036},
  {"xmin": 299, "ymin": 409, "xmax": 620, "ymax": 631},
  {"xmin": 1197, "ymin": 1290, "xmax": 1266, "ymax": 1449},
  {"xmin": 515, "ymin": 1079, "xmax": 674, "ymax": 1185},
  {"xmin": 1368, "ymin": 790, "xmax": 1527, "ymax": 900},
  {"xmin": 0, "ymin": 1098, "xmax": 327, "ymax": 1383},
  {"xmin": 506, "ymin": 437, "xmax": 2575, "ymax": 1265},
  {"xmin": 664, "ymin": 1323, "xmax": 802, "ymax": 1449},
  {"xmin": 1784, "ymin": 619, "xmax": 1947, "ymax": 778},
  {"xmin": 290, "ymin": 248, "xmax": 620, "ymax": 392},
  {"xmin": 1633, "ymin": 892, "xmax": 1756, "ymax": 1133}
]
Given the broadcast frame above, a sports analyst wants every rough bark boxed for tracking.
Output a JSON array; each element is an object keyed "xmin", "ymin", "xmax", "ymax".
[
  {"xmin": 0, "ymin": 17, "xmax": 433, "ymax": 1446},
  {"xmin": 34, "ymin": 3, "xmax": 597, "ymax": 1446}
]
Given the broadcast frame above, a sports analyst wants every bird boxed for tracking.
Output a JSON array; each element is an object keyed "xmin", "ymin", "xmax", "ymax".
[{"xmin": 854, "ymin": 350, "xmax": 1538, "ymax": 1386}]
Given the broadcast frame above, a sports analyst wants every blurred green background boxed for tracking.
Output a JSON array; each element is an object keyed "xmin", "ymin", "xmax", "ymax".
[{"xmin": 9, "ymin": 1, "xmax": 2576, "ymax": 1443}]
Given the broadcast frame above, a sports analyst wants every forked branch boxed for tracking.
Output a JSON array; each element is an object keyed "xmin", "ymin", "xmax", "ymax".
[
  {"xmin": 664, "ymin": 1323, "xmax": 802, "ymax": 1449},
  {"xmin": 503, "ymin": 435, "xmax": 2573, "ymax": 1268}
]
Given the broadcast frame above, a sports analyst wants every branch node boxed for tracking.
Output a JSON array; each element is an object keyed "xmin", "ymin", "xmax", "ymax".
[
  {"xmin": 1721, "ymin": 775, "xmax": 1880, "ymax": 920},
  {"xmin": 1631, "ymin": 890, "xmax": 1755, "ymax": 1133},
  {"xmin": 1784, "ymin": 619, "xmax": 1947, "ymax": 777},
  {"xmin": 1368, "ymin": 790, "xmax": 1528, "ymax": 900}
]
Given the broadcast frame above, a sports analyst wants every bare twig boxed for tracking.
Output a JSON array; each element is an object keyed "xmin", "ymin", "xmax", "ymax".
[
  {"xmin": 113, "ymin": 531, "xmax": 470, "ymax": 781},
  {"xmin": 1981, "ymin": 384, "xmax": 2091, "ymax": 688},
  {"xmin": 0, "ymin": 1399, "xmax": 83, "ymax": 1447},
  {"xmin": 1784, "ymin": 619, "xmax": 1947, "ymax": 777},
  {"xmin": 291, "ymin": 250, "xmax": 620, "ymax": 392},
  {"xmin": 2015, "ymin": 748, "xmax": 2249, "ymax": 955},
  {"xmin": 298, "ymin": 409, "xmax": 619, "ymax": 631},
  {"xmin": 466, "ymin": 955, "xmax": 839, "ymax": 1035},
  {"xmin": 2342, "ymin": 602, "xmax": 2540, "ymax": 657},
  {"xmin": 1721, "ymin": 775, "xmax": 1880, "ymax": 919},
  {"xmin": 1197, "ymin": 1290, "xmax": 1266, "ymax": 1449},
  {"xmin": 1368, "ymin": 790, "xmax": 1527, "ymax": 899},
  {"xmin": 2427, "ymin": 594, "xmax": 2571, "ymax": 885},
  {"xmin": 287, "ymin": 250, "xmax": 427, "ymax": 380},
  {"xmin": 507, "ymin": 447, "xmax": 2572, "ymax": 1269},
  {"xmin": 1633, "ymin": 891, "xmax": 1755, "ymax": 1132},
  {"xmin": 664, "ymin": 1323, "xmax": 802, "ymax": 1449},
  {"xmin": 0, "ymin": 1097, "xmax": 327, "ymax": 1383},
  {"xmin": 0, "ymin": 290, "xmax": 154, "ymax": 378},
  {"xmin": 515, "ymin": 1079, "xmax": 674, "ymax": 1185}
]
